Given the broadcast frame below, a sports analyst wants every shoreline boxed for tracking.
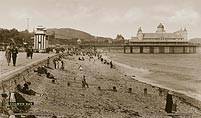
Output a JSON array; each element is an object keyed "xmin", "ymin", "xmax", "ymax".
[{"xmin": 105, "ymin": 52, "xmax": 201, "ymax": 110}]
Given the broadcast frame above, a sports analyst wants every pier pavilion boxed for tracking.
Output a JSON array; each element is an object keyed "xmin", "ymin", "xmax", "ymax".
[{"xmin": 126, "ymin": 23, "xmax": 197, "ymax": 54}]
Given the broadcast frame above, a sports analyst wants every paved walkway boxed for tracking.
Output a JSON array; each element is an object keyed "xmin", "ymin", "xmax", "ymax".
[{"xmin": 0, "ymin": 51, "xmax": 54, "ymax": 81}]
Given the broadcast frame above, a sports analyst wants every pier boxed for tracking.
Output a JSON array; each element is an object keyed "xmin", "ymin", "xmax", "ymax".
[
  {"xmin": 79, "ymin": 40, "xmax": 198, "ymax": 54},
  {"xmin": 123, "ymin": 40, "xmax": 197, "ymax": 54}
]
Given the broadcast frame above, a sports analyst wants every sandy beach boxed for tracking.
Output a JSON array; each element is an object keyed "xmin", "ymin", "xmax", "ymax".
[{"xmin": 12, "ymin": 53, "xmax": 201, "ymax": 118}]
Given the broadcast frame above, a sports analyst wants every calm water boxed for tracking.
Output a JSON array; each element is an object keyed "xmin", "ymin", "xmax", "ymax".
[{"xmin": 107, "ymin": 48, "xmax": 201, "ymax": 101}]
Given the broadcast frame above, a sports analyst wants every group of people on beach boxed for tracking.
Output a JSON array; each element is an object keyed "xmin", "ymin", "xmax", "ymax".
[
  {"xmin": 5, "ymin": 44, "xmax": 18, "ymax": 66},
  {"xmin": 53, "ymin": 56, "xmax": 64, "ymax": 70},
  {"xmin": 98, "ymin": 54, "xmax": 113, "ymax": 68}
]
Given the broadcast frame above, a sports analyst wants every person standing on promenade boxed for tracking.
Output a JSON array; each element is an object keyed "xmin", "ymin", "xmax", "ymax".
[
  {"xmin": 29, "ymin": 47, "xmax": 33, "ymax": 59},
  {"xmin": 11, "ymin": 46, "xmax": 18, "ymax": 66},
  {"xmin": 26, "ymin": 47, "xmax": 33, "ymax": 59},
  {"xmin": 26, "ymin": 47, "xmax": 30, "ymax": 58},
  {"xmin": 5, "ymin": 44, "xmax": 12, "ymax": 66}
]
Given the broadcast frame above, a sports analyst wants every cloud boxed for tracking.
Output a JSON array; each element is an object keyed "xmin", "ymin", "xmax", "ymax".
[
  {"xmin": 167, "ymin": 9, "xmax": 200, "ymax": 25},
  {"xmin": 0, "ymin": 0, "xmax": 201, "ymax": 38}
]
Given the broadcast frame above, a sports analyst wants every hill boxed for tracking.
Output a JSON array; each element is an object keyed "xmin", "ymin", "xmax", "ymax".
[
  {"xmin": 47, "ymin": 28, "xmax": 114, "ymax": 45},
  {"xmin": 47, "ymin": 28, "xmax": 95, "ymax": 40}
]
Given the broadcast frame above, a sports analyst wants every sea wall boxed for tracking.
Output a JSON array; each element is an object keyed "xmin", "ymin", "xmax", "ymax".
[{"xmin": 0, "ymin": 54, "xmax": 58, "ymax": 92}]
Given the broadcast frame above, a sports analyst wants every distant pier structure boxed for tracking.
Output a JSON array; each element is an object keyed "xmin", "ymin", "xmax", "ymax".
[
  {"xmin": 126, "ymin": 23, "xmax": 197, "ymax": 54},
  {"xmin": 34, "ymin": 26, "xmax": 48, "ymax": 52}
]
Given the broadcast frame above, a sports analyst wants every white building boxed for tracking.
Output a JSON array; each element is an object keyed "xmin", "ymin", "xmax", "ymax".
[
  {"xmin": 131, "ymin": 23, "xmax": 188, "ymax": 41},
  {"xmin": 34, "ymin": 26, "xmax": 48, "ymax": 52}
]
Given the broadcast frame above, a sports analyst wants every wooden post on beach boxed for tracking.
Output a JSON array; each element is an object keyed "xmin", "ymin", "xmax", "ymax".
[
  {"xmin": 158, "ymin": 88, "xmax": 163, "ymax": 96},
  {"xmin": 98, "ymin": 86, "xmax": 101, "ymax": 90},
  {"xmin": 144, "ymin": 88, "xmax": 147, "ymax": 96},
  {"xmin": 128, "ymin": 88, "xmax": 132, "ymax": 93},
  {"xmin": 67, "ymin": 82, "xmax": 70, "ymax": 87},
  {"xmin": 130, "ymin": 46, "xmax": 133, "ymax": 53},
  {"xmin": 113, "ymin": 86, "xmax": 117, "ymax": 92},
  {"xmin": 52, "ymin": 79, "xmax": 55, "ymax": 84}
]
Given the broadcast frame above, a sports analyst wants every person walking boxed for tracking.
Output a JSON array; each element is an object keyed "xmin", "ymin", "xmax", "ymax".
[
  {"xmin": 82, "ymin": 75, "xmax": 89, "ymax": 88},
  {"xmin": 11, "ymin": 46, "xmax": 18, "ymax": 66},
  {"xmin": 26, "ymin": 47, "xmax": 30, "ymax": 59},
  {"xmin": 30, "ymin": 47, "xmax": 33, "ymax": 59},
  {"xmin": 5, "ymin": 45, "xmax": 12, "ymax": 66}
]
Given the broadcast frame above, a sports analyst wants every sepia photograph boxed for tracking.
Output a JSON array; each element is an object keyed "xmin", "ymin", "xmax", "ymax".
[{"xmin": 0, "ymin": 0, "xmax": 201, "ymax": 117}]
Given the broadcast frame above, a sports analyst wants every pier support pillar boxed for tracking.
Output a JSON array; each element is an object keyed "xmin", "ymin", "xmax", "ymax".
[
  {"xmin": 183, "ymin": 46, "xmax": 186, "ymax": 54},
  {"xmin": 164, "ymin": 47, "xmax": 170, "ymax": 54},
  {"xmin": 193, "ymin": 47, "xmax": 196, "ymax": 53},
  {"xmin": 154, "ymin": 47, "xmax": 159, "ymax": 54},
  {"xmin": 143, "ymin": 47, "xmax": 150, "ymax": 53},
  {"xmin": 124, "ymin": 46, "xmax": 126, "ymax": 53},
  {"xmin": 130, "ymin": 46, "xmax": 133, "ymax": 53},
  {"xmin": 170, "ymin": 47, "xmax": 175, "ymax": 54},
  {"xmin": 140, "ymin": 47, "xmax": 143, "ymax": 53},
  {"xmin": 150, "ymin": 47, "xmax": 154, "ymax": 53},
  {"xmin": 159, "ymin": 47, "xmax": 165, "ymax": 53}
]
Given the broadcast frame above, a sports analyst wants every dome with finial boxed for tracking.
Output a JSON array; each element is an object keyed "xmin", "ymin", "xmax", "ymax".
[{"xmin": 157, "ymin": 23, "xmax": 164, "ymax": 28}]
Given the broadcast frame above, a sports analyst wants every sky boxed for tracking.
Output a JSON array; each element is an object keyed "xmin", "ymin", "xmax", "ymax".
[{"xmin": 0, "ymin": 0, "xmax": 201, "ymax": 39}]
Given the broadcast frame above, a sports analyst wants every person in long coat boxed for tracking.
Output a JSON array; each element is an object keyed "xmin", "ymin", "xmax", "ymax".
[
  {"xmin": 165, "ymin": 92, "xmax": 173, "ymax": 113},
  {"xmin": 11, "ymin": 46, "xmax": 18, "ymax": 66},
  {"xmin": 5, "ymin": 45, "xmax": 12, "ymax": 66},
  {"xmin": 30, "ymin": 47, "xmax": 33, "ymax": 59}
]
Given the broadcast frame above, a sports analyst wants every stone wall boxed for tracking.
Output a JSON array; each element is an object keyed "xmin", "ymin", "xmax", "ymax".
[{"xmin": 0, "ymin": 54, "xmax": 58, "ymax": 93}]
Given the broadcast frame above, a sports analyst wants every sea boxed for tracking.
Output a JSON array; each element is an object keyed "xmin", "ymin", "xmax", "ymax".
[{"xmin": 105, "ymin": 47, "xmax": 201, "ymax": 101}]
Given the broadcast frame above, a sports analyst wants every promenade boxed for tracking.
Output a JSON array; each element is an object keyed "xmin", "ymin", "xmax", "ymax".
[{"xmin": 0, "ymin": 51, "xmax": 54, "ymax": 81}]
